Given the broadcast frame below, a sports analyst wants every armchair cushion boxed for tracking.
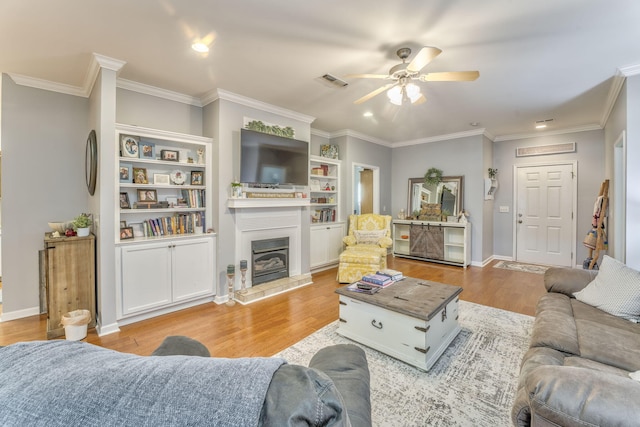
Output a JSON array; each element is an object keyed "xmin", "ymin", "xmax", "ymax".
[{"xmin": 354, "ymin": 230, "xmax": 386, "ymax": 245}]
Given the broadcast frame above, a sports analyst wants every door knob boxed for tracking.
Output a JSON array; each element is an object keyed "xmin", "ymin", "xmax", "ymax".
[{"xmin": 518, "ymin": 220, "xmax": 523, "ymax": 224}]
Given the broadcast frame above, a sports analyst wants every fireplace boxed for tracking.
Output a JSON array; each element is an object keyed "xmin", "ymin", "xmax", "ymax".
[{"xmin": 251, "ymin": 237, "xmax": 289, "ymax": 286}]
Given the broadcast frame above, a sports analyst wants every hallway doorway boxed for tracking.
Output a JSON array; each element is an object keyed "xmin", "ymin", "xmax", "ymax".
[{"xmin": 352, "ymin": 163, "xmax": 379, "ymax": 215}]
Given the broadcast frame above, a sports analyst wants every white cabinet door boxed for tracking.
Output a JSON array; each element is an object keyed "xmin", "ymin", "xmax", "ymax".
[
  {"xmin": 172, "ymin": 237, "xmax": 215, "ymax": 302},
  {"xmin": 310, "ymin": 226, "xmax": 327, "ymax": 268},
  {"xmin": 326, "ymin": 224, "xmax": 345, "ymax": 263},
  {"xmin": 310, "ymin": 223, "xmax": 344, "ymax": 268},
  {"xmin": 121, "ymin": 242, "xmax": 172, "ymax": 315}
]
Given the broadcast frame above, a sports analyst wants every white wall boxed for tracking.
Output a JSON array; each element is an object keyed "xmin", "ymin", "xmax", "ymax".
[
  {"xmin": 1, "ymin": 76, "xmax": 89, "ymax": 319},
  {"xmin": 623, "ymin": 75, "xmax": 640, "ymax": 269}
]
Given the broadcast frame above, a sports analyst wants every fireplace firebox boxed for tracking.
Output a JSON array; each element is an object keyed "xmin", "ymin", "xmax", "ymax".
[{"xmin": 251, "ymin": 237, "xmax": 289, "ymax": 286}]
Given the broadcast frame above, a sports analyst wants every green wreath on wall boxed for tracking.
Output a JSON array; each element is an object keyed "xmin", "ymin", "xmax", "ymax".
[{"xmin": 424, "ymin": 167, "xmax": 443, "ymax": 186}]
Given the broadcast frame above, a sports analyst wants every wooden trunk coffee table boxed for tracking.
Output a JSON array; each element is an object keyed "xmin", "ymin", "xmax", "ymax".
[{"xmin": 336, "ymin": 277, "xmax": 462, "ymax": 371}]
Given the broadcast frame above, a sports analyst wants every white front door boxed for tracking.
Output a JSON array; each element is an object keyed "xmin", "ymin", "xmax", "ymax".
[{"xmin": 515, "ymin": 164, "xmax": 574, "ymax": 266}]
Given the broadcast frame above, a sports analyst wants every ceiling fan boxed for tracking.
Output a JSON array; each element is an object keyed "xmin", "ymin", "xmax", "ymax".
[{"xmin": 347, "ymin": 46, "xmax": 479, "ymax": 105}]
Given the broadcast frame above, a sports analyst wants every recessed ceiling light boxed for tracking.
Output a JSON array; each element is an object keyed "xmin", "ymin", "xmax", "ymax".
[
  {"xmin": 470, "ymin": 122, "xmax": 479, "ymax": 127},
  {"xmin": 191, "ymin": 42, "xmax": 209, "ymax": 53},
  {"xmin": 363, "ymin": 112, "xmax": 373, "ymax": 117}
]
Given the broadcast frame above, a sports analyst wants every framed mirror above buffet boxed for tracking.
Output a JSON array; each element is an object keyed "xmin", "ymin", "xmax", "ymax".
[{"xmin": 407, "ymin": 175, "xmax": 464, "ymax": 221}]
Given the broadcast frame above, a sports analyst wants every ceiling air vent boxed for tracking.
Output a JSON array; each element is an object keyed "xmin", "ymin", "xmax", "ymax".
[
  {"xmin": 318, "ymin": 73, "xmax": 349, "ymax": 88},
  {"xmin": 516, "ymin": 142, "xmax": 576, "ymax": 157}
]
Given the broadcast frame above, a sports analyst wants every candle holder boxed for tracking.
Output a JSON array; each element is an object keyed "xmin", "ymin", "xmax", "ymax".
[
  {"xmin": 239, "ymin": 260, "xmax": 248, "ymax": 294},
  {"xmin": 226, "ymin": 264, "xmax": 236, "ymax": 306}
]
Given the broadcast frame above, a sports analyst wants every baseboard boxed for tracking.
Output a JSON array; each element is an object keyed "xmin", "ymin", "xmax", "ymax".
[
  {"xmin": 96, "ymin": 321, "xmax": 120, "ymax": 336},
  {"xmin": 0, "ymin": 306, "xmax": 40, "ymax": 322}
]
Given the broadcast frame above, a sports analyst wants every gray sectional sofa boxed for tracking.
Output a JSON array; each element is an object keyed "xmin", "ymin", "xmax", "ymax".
[
  {"xmin": 0, "ymin": 336, "xmax": 371, "ymax": 426},
  {"xmin": 512, "ymin": 261, "xmax": 640, "ymax": 426}
]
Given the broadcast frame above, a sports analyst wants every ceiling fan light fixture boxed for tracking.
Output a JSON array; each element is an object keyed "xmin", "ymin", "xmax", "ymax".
[
  {"xmin": 387, "ymin": 86, "xmax": 403, "ymax": 105},
  {"xmin": 405, "ymin": 83, "xmax": 421, "ymax": 103}
]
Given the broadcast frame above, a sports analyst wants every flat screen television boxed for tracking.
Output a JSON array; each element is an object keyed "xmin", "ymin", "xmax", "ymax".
[{"xmin": 240, "ymin": 128, "xmax": 309, "ymax": 186}]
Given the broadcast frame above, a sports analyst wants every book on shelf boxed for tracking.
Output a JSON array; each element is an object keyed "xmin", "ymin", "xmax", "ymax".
[
  {"xmin": 345, "ymin": 282, "xmax": 380, "ymax": 295},
  {"xmin": 360, "ymin": 273, "xmax": 394, "ymax": 287},
  {"xmin": 376, "ymin": 269, "xmax": 404, "ymax": 281},
  {"xmin": 138, "ymin": 212, "xmax": 206, "ymax": 237}
]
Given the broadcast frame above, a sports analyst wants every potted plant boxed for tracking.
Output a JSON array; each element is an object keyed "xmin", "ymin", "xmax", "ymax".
[
  {"xmin": 72, "ymin": 213, "xmax": 92, "ymax": 237},
  {"xmin": 231, "ymin": 180, "xmax": 243, "ymax": 198},
  {"xmin": 488, "ymin": 168, "xmax": 498, "ymax": 179}
]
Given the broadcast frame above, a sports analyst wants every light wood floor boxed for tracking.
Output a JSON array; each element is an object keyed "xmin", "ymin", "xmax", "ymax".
[{"xmin": 0, "ymin": 258, "xmax": 546, "ymax": 357}]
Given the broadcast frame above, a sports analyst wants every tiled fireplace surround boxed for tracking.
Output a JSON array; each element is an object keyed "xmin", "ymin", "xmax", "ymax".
[{"xmin": 231, "ymin": 203, "xmax": 312, "ymax": 303}]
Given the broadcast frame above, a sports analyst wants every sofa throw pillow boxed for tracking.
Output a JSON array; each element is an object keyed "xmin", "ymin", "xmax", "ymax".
[
  {"xmin": 354, "ymin": 229, "xmax": 386, "ymax": 245},
  {"xmin": 574, "ymin": 255, "xmax": 640, "ymax": 323}
]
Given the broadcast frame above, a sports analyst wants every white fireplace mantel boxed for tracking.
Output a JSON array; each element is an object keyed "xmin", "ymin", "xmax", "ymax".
[{"xmin": 227, "ymin": 198, "xmax": 310, "ymax": 209}]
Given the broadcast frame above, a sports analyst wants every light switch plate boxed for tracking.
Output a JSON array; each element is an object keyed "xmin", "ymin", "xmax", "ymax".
[{"xmin": 499, "ymin": 206, "xmax": 509, "ymax": 213}]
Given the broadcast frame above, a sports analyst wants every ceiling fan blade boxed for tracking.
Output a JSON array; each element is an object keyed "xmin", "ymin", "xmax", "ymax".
[
  {"xmin": 344, "ymin": 73, "xmax": 390, "ymax": 79},
  {"xmin": 354, "ymin": 83, "xmax": 397, "ymax": 104},
  {"xmin": 406, "ymin": 46, "xmax": 442, "ymax": 73},
  {"xmin": 419, "ymin": 71, "xmax": 480, "ymax": 82}
]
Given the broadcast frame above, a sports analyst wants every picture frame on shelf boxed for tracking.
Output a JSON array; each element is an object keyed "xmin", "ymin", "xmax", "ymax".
[
  {"xmin": 120, "ymin": 220, "xmax": 127, "ymax": 228},
  {"xmin": 191, "ymin": 171, "xmax": 203, "ymax": 185},
  {"xmin": 120, "ymin": 227, "xmax": 134, "ymax": 240},
  {"xmin": 161, "ymin": 149, "xmax": 179, "ymax": 161},
  {"xmin": 137, "ymin": 189, "xmax": 157, "ymax": 202},
  {"xmin": 170, "ymin": 170, "xmax": 186, "ymax": 185},
  {"xmin": 120, "ymin": 135, "xmax": 139, "ymax": 158},
  {"xmin": 139, "ymin": 142, "xmax": 155, "ymax": 159},
  {"xmin": 119, "ymin": 164, "xmax": 132, "ymax": 182},
  {"xmin": 153, "ymin": 173, "xmax": 170, "ymax": 185},
  {"xmin": 133, "ymin": 167, "xmax": 148, "ymax": 184},
  {"xmin": 120, "ymin": 192, "xmax": 131, "ymax": 209}
]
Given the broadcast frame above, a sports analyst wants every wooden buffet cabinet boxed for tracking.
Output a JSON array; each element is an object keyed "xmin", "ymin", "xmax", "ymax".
[
  {"xmin": 392, "ymin": 220, "xmax": 471, "ymax": 268},
  {"xmin": 43, "ymin": 233, "xmax": 96, "ymax": 338}
]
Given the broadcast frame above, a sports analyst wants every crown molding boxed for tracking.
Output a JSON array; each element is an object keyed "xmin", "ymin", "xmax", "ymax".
[
  {"xmin": 493, "ymin": 124, "xmax": 602, "ymax": 142},
  {"xmin": 117, "ymin": 78, "xmax": 202, "ymax": 106},
  {"xmin": 620, "ymin": 63, "xmax": 640, "ymax": 77},
  {"xmin": 84, "ymin": 53, "xmax": 126, "ymax": 96},
  {"xmin": 7, "ymin": 73, "xmax": 86, "ymax": 97},
  {"xmin": 9, "ymin": 53, "xmax": 126, "ymax": 98},
  {"xmin": 600, "ymin": 70, "xmax": 626, "ymax": 127},
  {"xmin": 310, "ymin": 128, "xmax": 331, "ymax": 139},
  {"xmin": 203, "ymin": 88, "xmax": 316, "ymax": 124},
  {"xmin": 392, "ymin": 128, "xmax": 489, "ymax": 148},
  {"xmin": 328, "ymin": 129, "xmax": 391, "ymax": 147}
]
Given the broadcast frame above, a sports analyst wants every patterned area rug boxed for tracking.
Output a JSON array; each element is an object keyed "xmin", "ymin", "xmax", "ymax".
[
  {"xmin": 275, "ymin": 301, "xmax": 533, "ymax": 426},
  {"xmin": 493, "ymin": 260, "xmax": 550, "ymax": 275}
]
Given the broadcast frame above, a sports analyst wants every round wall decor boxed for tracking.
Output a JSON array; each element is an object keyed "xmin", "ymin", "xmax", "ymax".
[{"xmin": 85, "ymin": 130, "xmax": 97, "ymax": 195}]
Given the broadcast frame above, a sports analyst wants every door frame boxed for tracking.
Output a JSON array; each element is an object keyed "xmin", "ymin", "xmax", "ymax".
[
  {"xmin": 613, "ymin": 130, "xmax": 626, "ymax": 263},
  {"xmin": 512, "ymin": 160, "xmax": 578, "ymax": 266},
  {"xmin": 352, "ymin": 162, "xmax": 380, "ymax": 214}
]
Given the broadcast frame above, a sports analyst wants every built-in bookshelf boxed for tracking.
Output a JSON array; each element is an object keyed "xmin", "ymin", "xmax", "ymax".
[
  {"xmin": 114, "ymin": 124, "xmax": 216, "ymax": 324},
  {"xmin": 309, "ymin": 155, "xmax": 340, "ymax": 224},
  {"xmin": 116, "ymin": 124, "xmax": 212, "ymax": 243},
  {"xmin": 309, "ymin": 155, "xmax": 345, "ymax": 270}
]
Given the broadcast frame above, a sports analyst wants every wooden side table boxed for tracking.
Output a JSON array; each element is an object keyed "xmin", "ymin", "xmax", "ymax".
[{"xmin": 44, "ymin": 233, "xmax": 96, "ymax": 339}]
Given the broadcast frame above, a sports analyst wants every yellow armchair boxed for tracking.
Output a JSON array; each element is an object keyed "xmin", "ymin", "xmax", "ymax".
[{"xmin": 337, "ymin": 214, "xmax": 392, "ymax": 283}]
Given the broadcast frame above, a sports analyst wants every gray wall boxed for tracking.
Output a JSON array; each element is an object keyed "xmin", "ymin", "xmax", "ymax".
[
  {"xmin": 116, "ymin": 89, "xmax": 203, "ymax": 135},
  {"xmin": 1, "ymin": 76, "xmax": 89, "ymax": 317},
  {"xmin": 492, "ymin": 129, "xmax": 605, "ymax": 264},
  {"xmin": 338, "ymin": 135, "xmax": 392, "ymax": 218},
  {"xmin": 391, "ymin": 134, "xmax": 486, "ymax": 264}
]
